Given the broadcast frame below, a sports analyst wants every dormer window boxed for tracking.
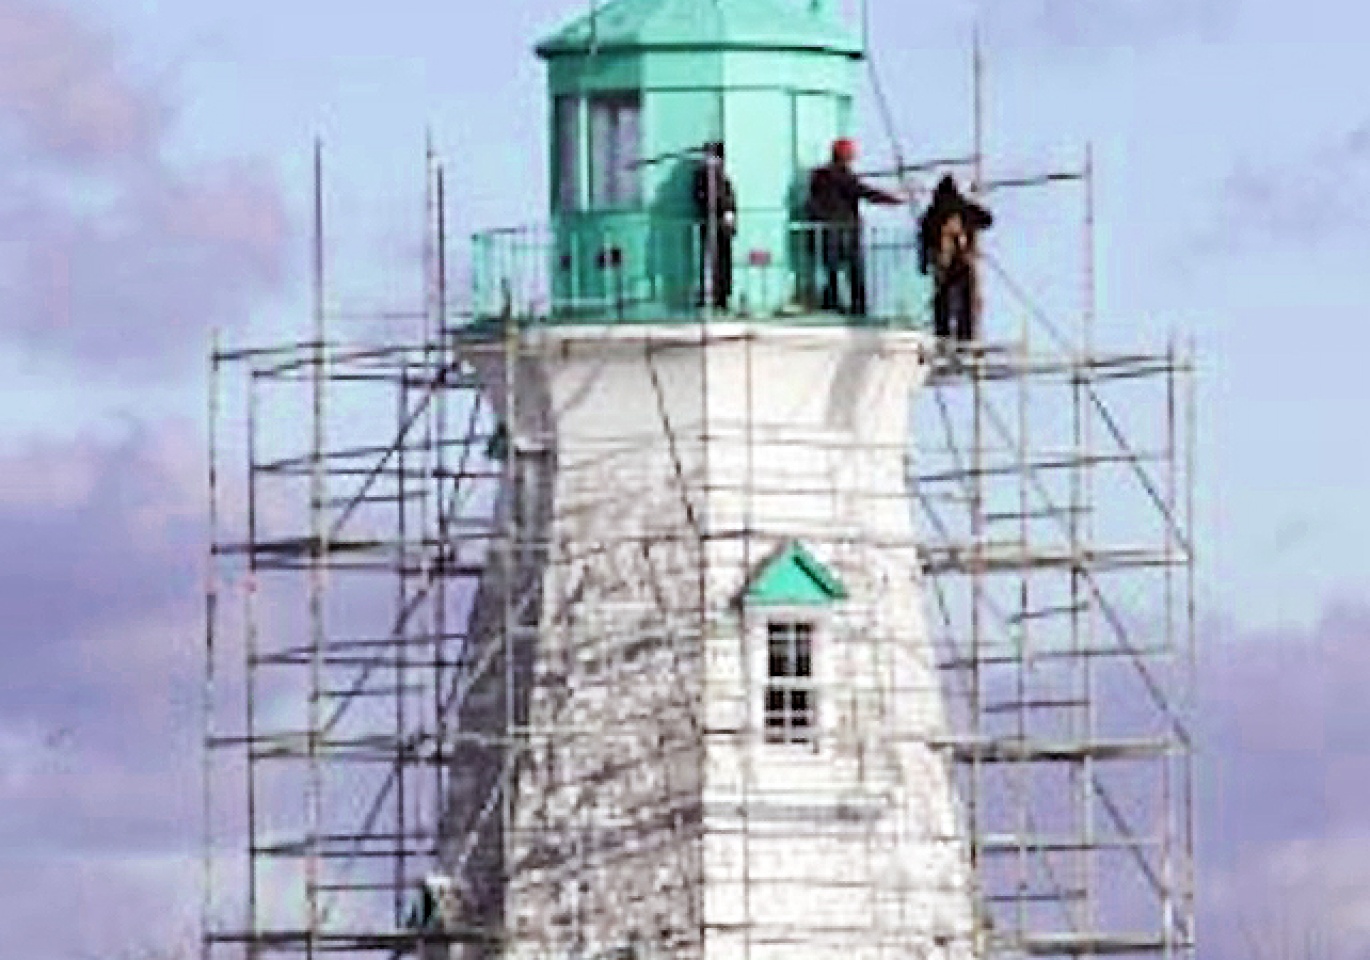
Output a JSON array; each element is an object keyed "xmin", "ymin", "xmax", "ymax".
[{"xmin": 743, "ymin": 541, "xmax": 848, "ymax": 752}]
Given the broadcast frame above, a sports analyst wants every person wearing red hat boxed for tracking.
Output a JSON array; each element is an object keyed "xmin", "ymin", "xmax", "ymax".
[{"xmin": 806, "ymin": 138, "xmax": 905, "ymax": 316}]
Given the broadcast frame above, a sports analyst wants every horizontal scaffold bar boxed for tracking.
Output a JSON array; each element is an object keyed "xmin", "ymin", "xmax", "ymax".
[
  {"xmin": 931, "ymin": 735, "xmax": 1174, "ymax": 762},
  {"xmin": 920, "ymin": 543, "xmax": 1187, "ymax": 574},
  {"xmin": 206, "ymin": 929, "xmax": 501, "ymax": 950},
  {"xmin": 1014, "ymin": 933, "xmax": 1184, "ymax": 956}
]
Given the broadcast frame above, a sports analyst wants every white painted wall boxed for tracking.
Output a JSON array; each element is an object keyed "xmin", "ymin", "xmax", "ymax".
[{"xmin": 443, "ymin": 323, "xmax": 976, "ymax": 960}]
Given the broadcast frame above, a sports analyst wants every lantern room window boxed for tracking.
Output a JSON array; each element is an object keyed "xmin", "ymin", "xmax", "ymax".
[
  {"xmin": 553, "ymin": 92, "xmax": 642, "ymax": 212},
  {"xmin": 589, "ymin": 93, "xmax": 642, "ymax": 208},
  {"xmin": 553, "ymin": 95, "xmax": 582, "ymax": 212}
]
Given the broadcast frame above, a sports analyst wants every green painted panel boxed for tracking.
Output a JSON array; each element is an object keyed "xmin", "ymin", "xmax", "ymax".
[
  {"xmin": 548, "ymin": 54, "xmax": 645, "ymax": 96},
  {"xmin": 640, "ymin": 50, "xmax": 726, "ymax": 89},
  {"xmin": 793, "ymin": 91, "xmax": 840, "ymax": 175},
  {"xmin": 719, "ymin": 48, "xmax": 855, "ymax": 91},
  {"xmin": 746, "ymin": 541, "xmax": 849, "ymax": 606},
  {"xmin": 536, "ymin": 0, "xmax": 862, "ymax": 59},
  {"xmin": 645, "ymin": 88, "xmax": 723, "ymax": 309},
  {"xmin": 725, "ymin": 89, "xmax": 794, "ymax": 314},
  {"xmin": 725, "ymin": 89, "xmax": 791, "ymax": 210}
]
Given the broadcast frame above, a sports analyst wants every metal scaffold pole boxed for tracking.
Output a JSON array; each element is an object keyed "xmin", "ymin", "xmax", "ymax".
[
  {"xmin": 202, "ymin": 328, "xmax": 221, "ymax": 960},
  {"xmin": 306, "ymin": 137, "xmax": 328, "ymax": 960}
]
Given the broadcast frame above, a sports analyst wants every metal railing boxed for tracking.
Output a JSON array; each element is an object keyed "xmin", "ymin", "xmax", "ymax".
[{"xmin": 471, "ymin": 209, "xmax": 934, "ymax": 328}]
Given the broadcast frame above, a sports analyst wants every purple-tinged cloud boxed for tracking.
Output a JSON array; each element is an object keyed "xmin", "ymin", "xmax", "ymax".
[
  {"xmin": 970, "ymin": 0, "xmax": 1235, "ymax": 49},
  {"xmin": 0, "ymin": 422, "xmax": 202, "ymax": 721},
  {"xmin": 0, "ymin": 421, "xmax": 208, "ymax": 957},
  {"xmin": 1198, "ymin": 599, "xmax": 1370, "ymax": 960},
  {"xmin": 0, "ymin": 0, "xmax": 290, "ymax": 375},
  {"xmin": 1, "ymin": 160, "xmax": 288, "ymax": 368},
  {"xmin": 1200, "ymin": 120, "xmax": 1370, "ymax": 252},
  {"xmin": 0, "ymin": 0, "xmax": 167, "ymax": 165},
  {"xmin": 0, "ymin": 411, "xmax": 429, "ymax": 956}
]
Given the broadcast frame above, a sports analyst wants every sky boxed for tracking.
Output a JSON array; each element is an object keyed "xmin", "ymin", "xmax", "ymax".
[{"xmin": 0, "ymin": 0, "xmax": 1366, "ymax": 957}]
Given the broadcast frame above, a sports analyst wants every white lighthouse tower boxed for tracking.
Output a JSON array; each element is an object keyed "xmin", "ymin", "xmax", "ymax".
[{"xmin": 439, "ymin": 3, "xmax": 978, "ymax": 959}]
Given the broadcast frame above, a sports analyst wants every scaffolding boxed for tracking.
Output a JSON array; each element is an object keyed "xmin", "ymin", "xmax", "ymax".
[
  {"xmin": 203, "ymin": 135, "xmax": 1195, "ymax": 960},
  {"xmin": 914, "ymin": 289, "xmax": 1197, "ymax": 959}
]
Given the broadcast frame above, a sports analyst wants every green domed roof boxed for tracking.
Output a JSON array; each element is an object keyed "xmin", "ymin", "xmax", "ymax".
[{"xmin": 535, "ymin": 0, "xmax": 863, "ymax": 58}]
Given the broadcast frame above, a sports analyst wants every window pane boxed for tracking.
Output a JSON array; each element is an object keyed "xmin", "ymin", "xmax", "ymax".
[
  {"xmin": 554, "ymin": 96, "xmax": 580, "ymax": 212},
  {"xmin": 764, "ymin": 619, "xmax": 817, "ymax": 746},
  {"xmin": 767, "ymin": 623, "xmax": 787, "ymax": 677},
  {"xmin": 589, "ymin": 99, "xmax": 612, "ymax": 206},
  {"xmin": 589, "ymin": 94, "xmax": 641, "ymax": 208},
  {"xmin": 794, "ymin": 623, "xmax": 812, "ymax": 677},
  {"xmin": 612, "ymin": 98, "xmax": 641, "ymax": 205}
]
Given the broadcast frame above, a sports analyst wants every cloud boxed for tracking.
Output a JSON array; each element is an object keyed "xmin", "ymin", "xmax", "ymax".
[
  {"xmin": 0, "ymin": 423, "xmax": 201, "ymax": 705},
  {"xmin": 0, "ymin": 0, "xmax": 168, "ymax": 164},
  {"xmin": 1, "ymin": 161, "xmax": 288, "ymax": 369},
  {"xmin": 0, "ymin": 850, "xmax": 204, "ymax": 959},
  {"xmin": 1196, "ymin": 121, "xmax": 1370, "ymax": 254},
  {"xmin": 967, "ymin": 0, "xmax": 1235, "ymax": 49},
  {"xmin": 0, "ymin": 0, "xmax": 290, "ymax": 376},
  {"xmin": 0, "ymin": 411, "xmax": 417, "ymax": 956},
  {"xmin": 1206, "ymin": 833, "xmax": 1370, "ymax": 960},
  {"xmin": 0, "ymin": 421, "xmax": 207, "ymax": 957},
  {"xmin": 1034, "ymin": 0, "xmax": 1233, "ymax": 45},
  {"xmin": 1199, "ymin": 598, "xmax": 1370, "ymax": 958}
]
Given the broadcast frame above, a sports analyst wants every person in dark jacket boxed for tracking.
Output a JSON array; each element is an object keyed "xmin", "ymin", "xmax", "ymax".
[
  {"xmin": 918, "ymin": 174, "xmax": 993, "ymax": 342},
  {"xmin": 807, "ymin": 137, "xmax": 905, "ymax": 316},
  {"xmin": 692, "ymin": 140, "xmax": 738, "ymax": 311}
]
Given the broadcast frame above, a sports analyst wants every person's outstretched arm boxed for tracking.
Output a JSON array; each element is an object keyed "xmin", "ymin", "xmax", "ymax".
[{"xmin": 856, "ymin": 175, "xmax": 903, "ymax": 205}]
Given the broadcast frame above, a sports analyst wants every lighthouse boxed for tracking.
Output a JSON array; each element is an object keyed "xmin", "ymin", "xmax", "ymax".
[{"xmin": 441, "ymin": 2, "xmax": 976, "ymax": 959}]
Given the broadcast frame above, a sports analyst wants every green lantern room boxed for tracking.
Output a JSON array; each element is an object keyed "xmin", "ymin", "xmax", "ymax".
[{"xmin": 469, "ymin": 0, "xmax": 931, "ymax": 326}]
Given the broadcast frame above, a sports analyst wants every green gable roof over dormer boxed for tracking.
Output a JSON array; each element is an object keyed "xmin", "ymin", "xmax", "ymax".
[
  {"xmin": 744, "ymin": 540, "xmax": 849, "ymax": 606},
  {"xmin": 535, "ymin": 0, "xmax": 863, "ymax": 59}
]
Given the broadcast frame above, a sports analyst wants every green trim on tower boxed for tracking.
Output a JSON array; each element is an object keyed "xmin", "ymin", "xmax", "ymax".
[
  {"xmin": 535, "ymin": 0, "xmax": 863, "ymax": 59},
  {"xmin": 745, "ymin": 540, "xmax": 849, "ymax": 606}
]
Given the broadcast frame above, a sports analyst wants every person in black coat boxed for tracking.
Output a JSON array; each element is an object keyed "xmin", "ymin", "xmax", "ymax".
[
  {"xmin": 807, "ymin": 137, "xmax": 905, "ymax": 317},
  {"xmin": 918, "ymin": 174, "xmax": 993, "ymax": 342},
  {"xmin": 692, "ymin": 140, "xmax": 738, "ymax": 311}
]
